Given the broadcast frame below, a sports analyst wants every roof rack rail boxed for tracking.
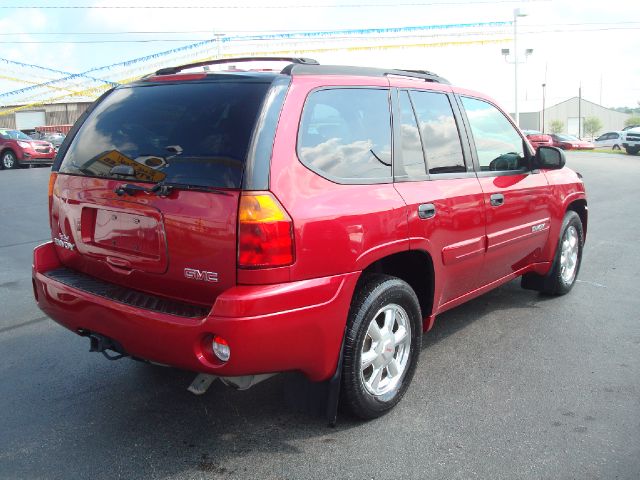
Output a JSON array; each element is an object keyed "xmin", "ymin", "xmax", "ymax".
[
  {"xmin": 385, "ymin": 69, "xmax": 448, "ymax": 84},
  {"xmin": 155, "ymin": 57, "xmax": 319, "ymax": 75},
  {"xmin": 283, "ymin": 64, "xmax": 449, "ymax": 84},
  {"xmin": 398, "ymin": 69, "xmax": 443, "ymax": 78}
]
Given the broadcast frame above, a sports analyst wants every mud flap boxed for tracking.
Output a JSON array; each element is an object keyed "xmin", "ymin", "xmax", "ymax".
[{"xmin": 324, "ymin": 327, "xmax": 347, "ymax": 426}]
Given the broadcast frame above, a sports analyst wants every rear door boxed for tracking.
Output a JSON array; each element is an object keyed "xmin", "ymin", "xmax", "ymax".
[
  {"xmin": 457, "ymin": 95, "xmax": 553, "ymax": 286},
  {"xmin": 390, "ymin": 86, "xmax": 486, "ymax": 308},
  {"xmin": 52, "ymin": 78, "xmax": 274, "ymax": 306}
]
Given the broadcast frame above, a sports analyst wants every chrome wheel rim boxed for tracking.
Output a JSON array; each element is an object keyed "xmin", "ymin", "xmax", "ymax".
[
  {"xmin": 3, "ymin": 152, "xmax": 15, "ymax": 168},
  {"xmin": 560, "ymin": 225, "xmax": 579, "ymax": 283},
  {"xmin": 360, "ymin": 303, "xmax": 411, "ymax": 396}
]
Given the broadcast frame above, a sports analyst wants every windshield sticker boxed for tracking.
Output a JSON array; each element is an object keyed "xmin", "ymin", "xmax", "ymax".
[{"xmin": 85, "ymin": 150, "xmax": 166, "ymax": 183}]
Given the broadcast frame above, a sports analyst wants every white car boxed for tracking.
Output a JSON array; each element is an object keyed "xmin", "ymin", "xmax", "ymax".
[{"xmin": 593, "ymin": 131, "xmax": 624, "ymax": 150}]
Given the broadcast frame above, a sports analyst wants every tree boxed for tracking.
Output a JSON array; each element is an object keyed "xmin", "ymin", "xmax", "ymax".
[
  {"xmin": 583, "ymin": 117, "xmax": 602, "ymax": 138},
  {"xmin": 625, "ymin": 116, "xmax": 640, "ymax": 127},
  {"xmin": 550, "ymin": 120, "xmax": 564, "ymax": 134}
]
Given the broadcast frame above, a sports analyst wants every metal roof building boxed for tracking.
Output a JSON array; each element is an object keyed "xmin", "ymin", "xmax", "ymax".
[
  {"xmin": 0, "ymin": 101, "xmax": 93, "ymax": 131},
  {"xmin": 518, "ymin": 97, "xmax": 631, "ymax": 137}
]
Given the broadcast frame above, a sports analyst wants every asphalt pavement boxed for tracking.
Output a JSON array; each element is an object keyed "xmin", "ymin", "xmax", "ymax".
[{"xmin": 1, "ymin": 152, "xmax": 638, "ymax": 479}]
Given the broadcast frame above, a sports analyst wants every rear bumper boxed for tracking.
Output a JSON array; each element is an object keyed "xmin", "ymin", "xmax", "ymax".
[{"xmin": 33, "ymin": 241, "xmax": 358, "ymax": 381}]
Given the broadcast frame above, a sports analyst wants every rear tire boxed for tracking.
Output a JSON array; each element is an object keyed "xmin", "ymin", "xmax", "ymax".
[
  {"xmin": 625, "ymin": 146, "xmax": 639, "ymax": 155},
  {"xmin": 612, "ymin": 144, "xmax": 621, "ymax": 151},
  {"xmin": 341, "ymin": 274, "xmax": 422, "ymax": 419},
  {"xmin": 1, "ymin": 150, "xmax": 18, "ymax": 169}
]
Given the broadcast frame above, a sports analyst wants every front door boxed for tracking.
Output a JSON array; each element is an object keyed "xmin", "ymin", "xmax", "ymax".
[{"xmin": 459, "ymin": 96, "xmax": 553, "ymax": 286}]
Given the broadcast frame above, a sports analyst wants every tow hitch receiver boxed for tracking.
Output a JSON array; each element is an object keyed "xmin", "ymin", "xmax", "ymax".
[{"xmin": 78, "ymin": 329, "xmax": 128, "ymax": 360}]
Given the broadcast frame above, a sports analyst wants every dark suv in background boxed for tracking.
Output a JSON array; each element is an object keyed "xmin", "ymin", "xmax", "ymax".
[{"xmin": 33, "ymin": 57, "xmax": 587, "ymax": 420}]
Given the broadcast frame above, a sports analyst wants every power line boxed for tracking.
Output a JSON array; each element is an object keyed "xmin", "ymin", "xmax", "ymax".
[
  {"xmin": 2, "ymin": 21, "xmax": 638, "ymax": 36},
  {"xmin": 0, "ymin": 0, "xmax": 551, "ymax": 8},
  {"xmin": 1, "ymin": 26, "xmax": 638, "ymax": 44}
]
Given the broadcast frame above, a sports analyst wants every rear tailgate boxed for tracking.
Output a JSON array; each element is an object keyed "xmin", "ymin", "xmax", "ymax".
[
  {"xmin": 51, "ymin": 77, "xmax": 274, "ymax": 306},
  {"xmin": 50, "ymin": 175, "xmax": 239, "ymax": 305}
]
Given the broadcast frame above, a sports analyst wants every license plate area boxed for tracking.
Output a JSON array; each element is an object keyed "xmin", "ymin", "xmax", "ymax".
[
  {"xmin": 78, "ymin": 206, "xmax": 168, "ymax": 273},
  {"xmin": 92, "ymin": 210, "xmax": 160, "ymax": 255}
]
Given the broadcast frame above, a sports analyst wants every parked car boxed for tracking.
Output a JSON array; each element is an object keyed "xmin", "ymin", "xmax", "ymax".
[
  {"xmin": 33, "ymin": 57, "xmax": 587, "ymax": 420},
  {"xmin": 550, "ymin": 134, "xmax": 595, "ymax": 150},
  {"xmin": 621, "ymin": 127, "xmax": 640, "ymax": 155},
  {"xmin": 522, "ymin": 129, "xmax": 553, "ymax": 150},
  {"xmin": 41, "ymin": 132, "xmax": 66, "ymax": 152},
  {"xmin": 0, "ymin": 129, "xmax": 55, "ymax": 169},
  {"xmin": 593, "ymin": 131, "xmax": 624, "ymax": 150}
]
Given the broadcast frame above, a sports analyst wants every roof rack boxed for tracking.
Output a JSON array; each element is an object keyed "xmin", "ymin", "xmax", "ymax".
[
  {"xmin": 397, "ymin": 69, "xmax": 443, "ymax": 79},
  {"xmin": 154, "ymin": 56, "xmax": 319, "ymax": 75},
  {"xmin": 283, "ymin": 64, "xmax": 449, "ymax": 84}
]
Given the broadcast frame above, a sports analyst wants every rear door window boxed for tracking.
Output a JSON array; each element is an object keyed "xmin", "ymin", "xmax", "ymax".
[
  {"xmin": 396, "ymin": 90, "xmax": 427, "ymax": 179},
  {"xmin": 297, "ymin": 88, "xmax": 392, "ymax": 183},
  {"xmin": 409, "ymin": 90, "xmax": 466, "ymax": 175},
  {"xmin": 59, "ymin": 81, "xmax": 271, "ymax": 188}
]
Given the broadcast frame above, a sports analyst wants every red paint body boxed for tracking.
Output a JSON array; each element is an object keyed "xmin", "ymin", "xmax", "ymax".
[{"xmin": 33, "ymin": 67, "xmax": 587, "ymax": 382}]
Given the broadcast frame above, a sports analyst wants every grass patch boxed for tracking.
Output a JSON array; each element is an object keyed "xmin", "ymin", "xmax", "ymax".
[{"xmin": 586, "ymin": 148, "xmax": 628, "ymax": 155}]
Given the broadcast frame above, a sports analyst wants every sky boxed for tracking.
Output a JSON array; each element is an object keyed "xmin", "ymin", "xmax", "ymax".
[{"xmin": 0, "ymin": 0, "xmax": 639, "ymax": 113}]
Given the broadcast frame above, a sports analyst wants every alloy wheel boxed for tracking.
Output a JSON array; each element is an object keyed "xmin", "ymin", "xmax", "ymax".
[
  {"xmin": 560, "ymin": 225, "xmax": 579, "ymax": 283},
  {"xmin": 360, "ymin": 303, "xmax": 412, "ymax": 396}
]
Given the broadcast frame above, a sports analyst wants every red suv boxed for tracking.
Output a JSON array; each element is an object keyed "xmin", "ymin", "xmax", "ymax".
[
  {"xmin": 33, "ymin": 57, "xmax": 587, "ymax": 420},
  {"xmin": 522, "ymin": 130, "xmax": 553, "ymax": 151},
  {"xmin": 1, "ymin": 129, "xmax": 55, "ymax": 169}
]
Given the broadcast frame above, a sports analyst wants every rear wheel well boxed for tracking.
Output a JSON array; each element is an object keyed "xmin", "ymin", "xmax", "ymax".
[
  {"xmin": 567, "ymin": 199, "xmax": 588, "ymax": 240},
  {"xmin": 359, "ymin": 250, "xmax": 434, "ymax": 319}
]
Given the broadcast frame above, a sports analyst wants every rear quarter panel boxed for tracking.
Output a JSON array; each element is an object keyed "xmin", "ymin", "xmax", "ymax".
[{"xmin": 267, "ymin": 75, "xmax": 411, "ymax": 282}]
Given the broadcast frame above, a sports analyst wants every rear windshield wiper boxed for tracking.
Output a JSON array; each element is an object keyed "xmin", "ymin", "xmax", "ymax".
[
  {"xmin": 115, "ymin": 182, "xmax": 173, "ymax": 197},
  {"xmin": 115, "ymin": 181, "xmax": 230, "ymax": 197}
]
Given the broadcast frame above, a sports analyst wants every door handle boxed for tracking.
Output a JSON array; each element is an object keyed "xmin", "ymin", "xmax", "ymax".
[
  {"xmin": 490, "ymin": 194, "xmax": 505, "ymax": 207},
  {"xmin": 418, "ymin": 203, "xmax": 436, "ymax": 219}
]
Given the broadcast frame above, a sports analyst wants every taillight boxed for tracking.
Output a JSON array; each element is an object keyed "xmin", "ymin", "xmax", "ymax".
[
  {"xmin": 238, "ymin": 193, "xmax": 294, "ymax": 268},
  {"xmin": 48, "ymin": 172, "xmax": 57, "ymax": 211}
]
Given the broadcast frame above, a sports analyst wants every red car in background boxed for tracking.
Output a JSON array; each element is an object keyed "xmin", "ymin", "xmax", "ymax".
[
  {"xmin": 550, "ymin": 133, "xmax": 595, "ymax": 150},
  {"xmin": 522, "ymin": 130, "xmax": 553, "ymax": 150},
  {"xmin": 0, "ymin": 129, "xmax": 55, "ymax": 169}
]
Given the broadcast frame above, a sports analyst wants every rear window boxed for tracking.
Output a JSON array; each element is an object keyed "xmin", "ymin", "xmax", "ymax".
[
  {"xmin": 59, "ymin": 81, "xmax": 271, "ymax": 188},
  {"xmin": 297, "ymin": 88, "xmax": 392, "ymax": 183}
]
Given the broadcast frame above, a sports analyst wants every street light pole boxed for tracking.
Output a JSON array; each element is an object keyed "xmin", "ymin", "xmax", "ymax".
[
  {"xmin": 541, "ymin": 83, "xmax": 546, "ymax": 133},
  {"xmin": 513, "ymin": 8, "xmax": 527, "ymax": 127}
]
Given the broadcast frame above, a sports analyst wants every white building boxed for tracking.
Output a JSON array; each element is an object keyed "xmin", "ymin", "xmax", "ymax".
[{"xmin": 517, "ymin": 97, "xmax": 631, "ymax": 137}]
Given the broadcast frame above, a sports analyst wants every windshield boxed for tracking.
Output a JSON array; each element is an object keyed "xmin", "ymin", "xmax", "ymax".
[
  {"xmin": 555, "ymin": 134, "xmax": 579, "ymax": 141},
  {"xmin": 0, "ymin": 129, "xmax": 32, "ymax": 141},
  {"xmin": 59, "ymin": 81, "xmax": 271, "ymax": 188}
]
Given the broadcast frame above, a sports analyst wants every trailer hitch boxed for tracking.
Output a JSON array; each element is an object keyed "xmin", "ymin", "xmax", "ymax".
[{"xmin": 78, "ymin": 329, "xmax": 129, "ymax": 361}]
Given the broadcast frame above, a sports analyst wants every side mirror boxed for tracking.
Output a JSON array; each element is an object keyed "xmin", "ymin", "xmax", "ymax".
[{"xmin": 534, "ymin": 146, "xmax": 565, "ymax": 170}]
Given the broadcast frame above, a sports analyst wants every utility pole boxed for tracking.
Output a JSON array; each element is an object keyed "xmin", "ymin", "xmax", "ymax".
[
  {"xmin": 541, "ymin": 83, "xmax": 546, "ymax": 133},
  {"xmin": 541, "ymin": 62, "xmax": 547, "ymax": 133},
  {"xmin": 578, "ymin": 84, "xmax": 582, "ymax": 138},
  {"xmin": 600, "ymin": 74, "xmax": 603, "ymax": 105}
]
